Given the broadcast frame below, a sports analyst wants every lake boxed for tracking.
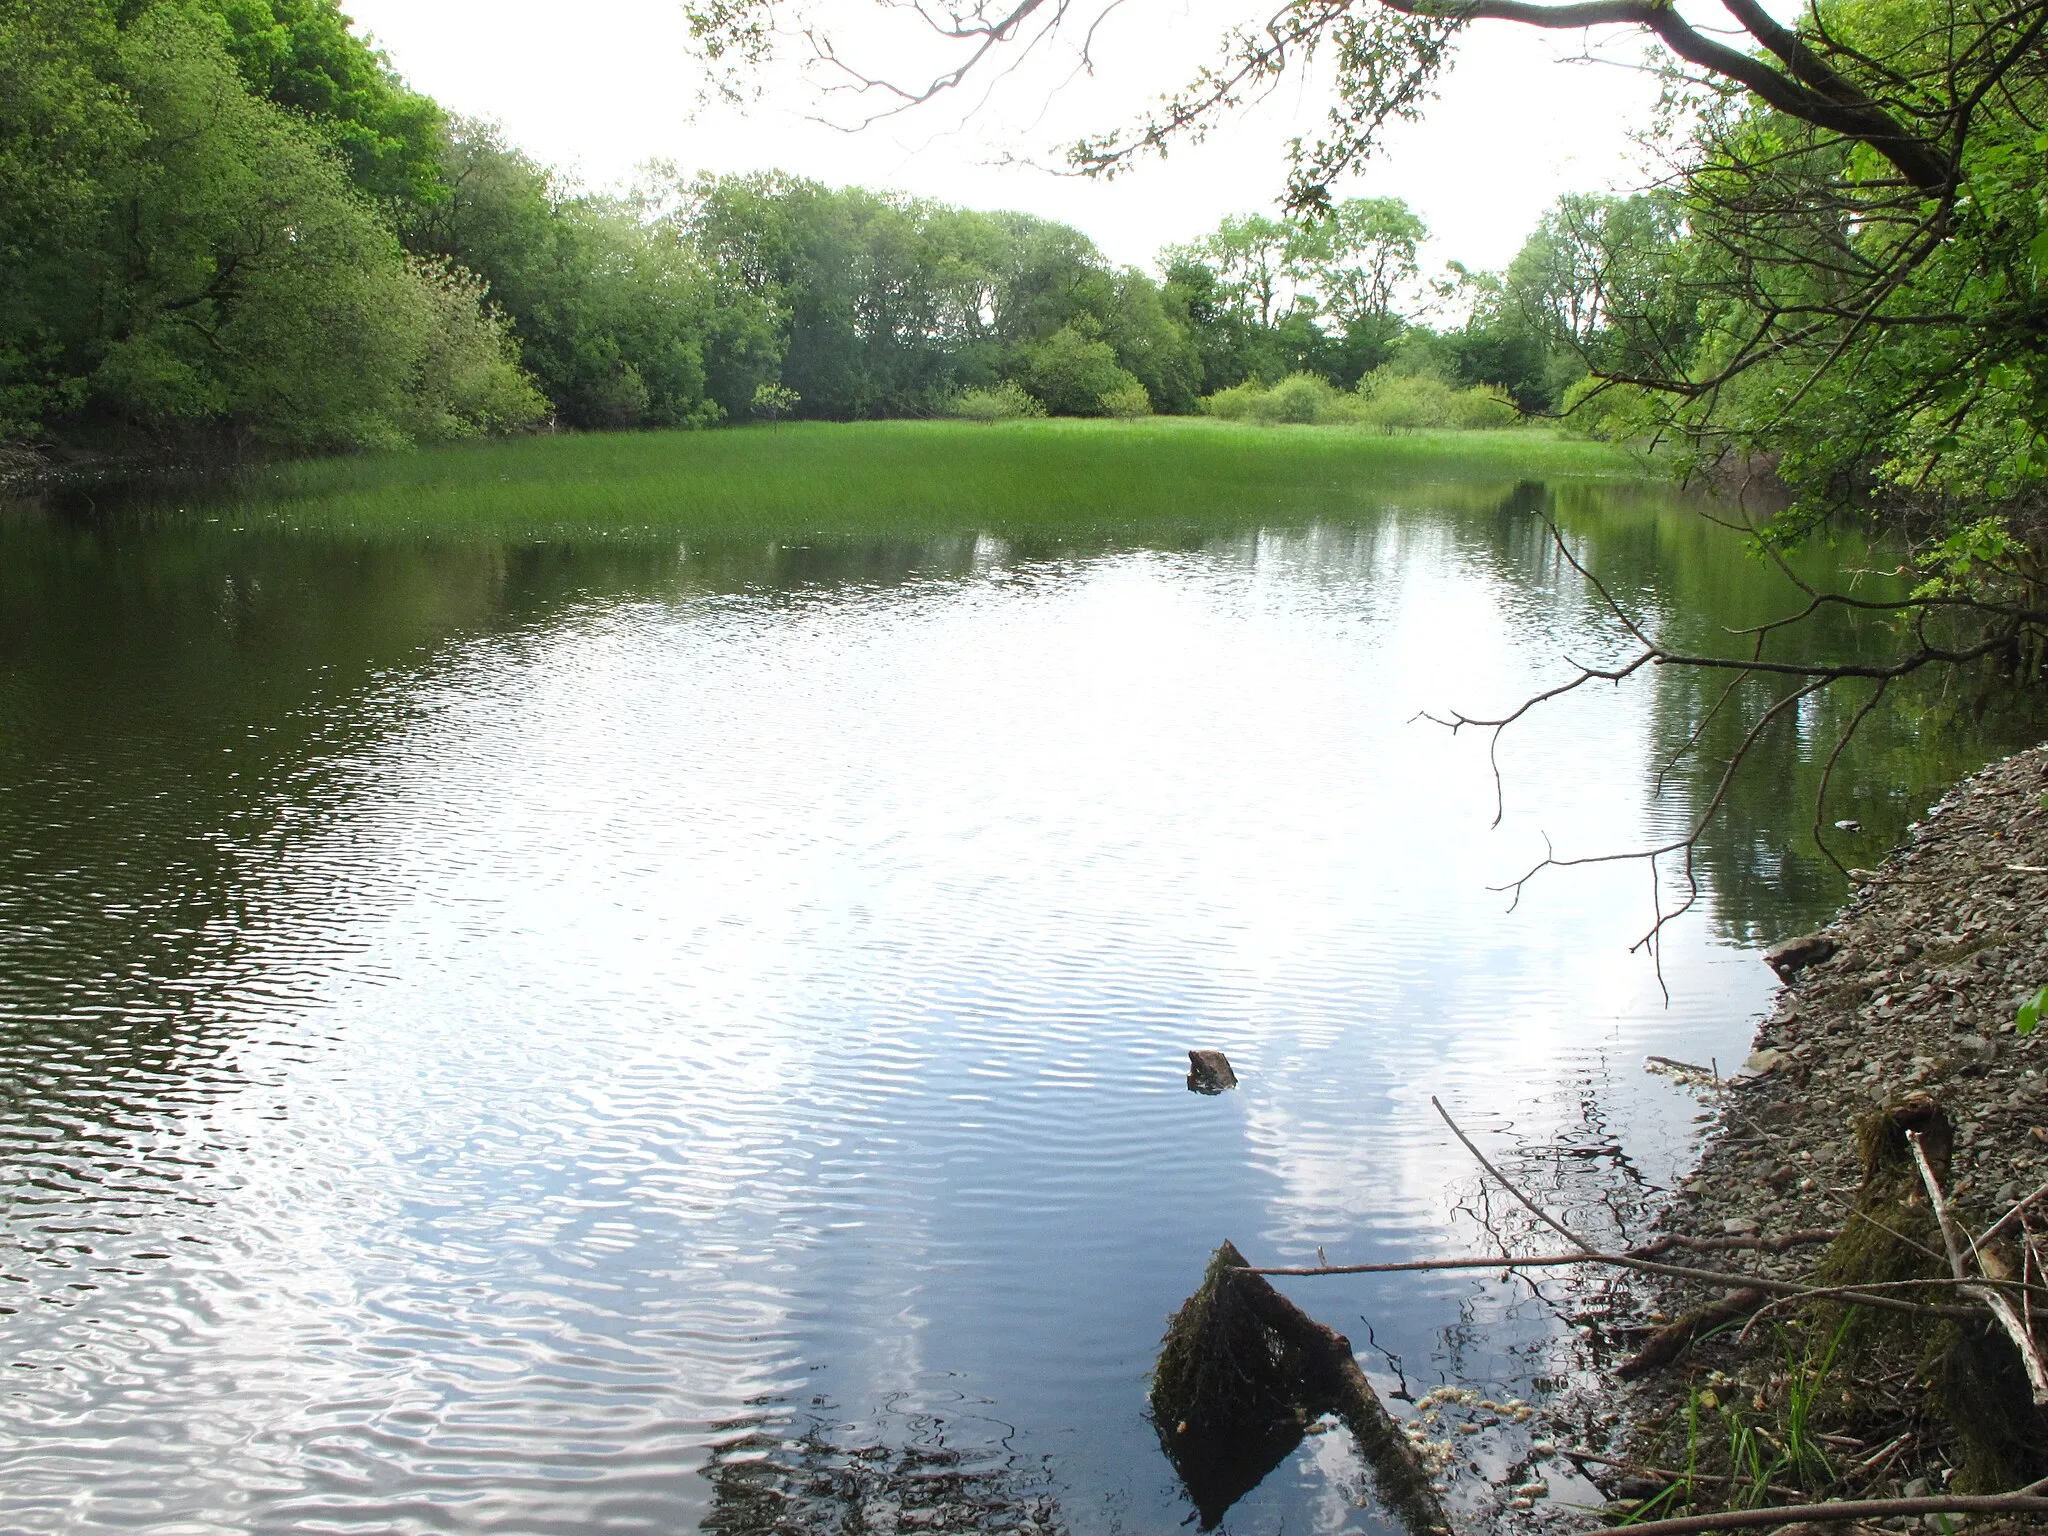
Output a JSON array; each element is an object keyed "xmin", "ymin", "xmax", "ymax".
[{"xmin": 0, "ymin": 436, "xmax": 2032, "ymax": 1534}]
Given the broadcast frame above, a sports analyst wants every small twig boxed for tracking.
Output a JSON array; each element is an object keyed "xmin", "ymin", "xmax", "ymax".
[
  {"xmin": 1557, "ymin": 1446, "xmax": 1804, "ymax": 1501},
  {"xmin": 1844, "ymin": 1430, "xmax": 1911, "ymax": 1483},
  {"xmin": 1432, "ymin": 1096, "xmax": 1595, "ymax": 1253},
  {"xmin": 1908, "ymin": 1129, "xmax": 2048, "ymax": 1405},
  {"xmin": 1975, "ymin": 1175, "xmax": 2048, "ymax": 1249},
  {"xmin": 1631, "ymin": 1229, "xmax": 1839, "ymax": 1258}
]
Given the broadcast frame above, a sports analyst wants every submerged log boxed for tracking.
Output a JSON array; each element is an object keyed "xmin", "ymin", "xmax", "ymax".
[{"xmin": 1151, "ymin": 1241, "xmax": 1451, "ymax": 1533}]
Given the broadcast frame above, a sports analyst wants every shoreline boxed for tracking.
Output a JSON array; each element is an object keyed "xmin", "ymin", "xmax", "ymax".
[{"xmin": 1601, "ymin": 742, "xmax": 2048, "ymax": 1527}]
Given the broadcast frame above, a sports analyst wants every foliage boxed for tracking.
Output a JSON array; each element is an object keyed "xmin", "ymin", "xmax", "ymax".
[
  {"xmin": 1354, "ymin": 366, "xmax": 1519, "ymax": 432},
  {"xmin": 192, "ymin": 0, "xmax": 444, "ymax": 204},
  {"xmin": 1201, "ymin": 367, "xmax": 1520, "ymax": 430},
  {"xmin": 940, "ymin": 382, "xmax": 1047, "ymax": 421},
  {"xmin": 0, "ymin": 2, "xmax": 539, "ymax": 451},
  {"xmin": 1021, "ymin": 324, "xmax": 1148, "ymax": 417},
  {"xmin": 1100, "ymin": 380, "xmax": 1153, "ymax": 418},
  {"xmin": 1203, "ymin": 372, "xmax": 1355, "ymax": 424},
  {"xmin": 403, "ymin": 123, "xmax": 736, "ymax": 430},
  {"xmin": 2019, "ymin": 984, "xmax": 2045, "ymax": 1037},
  {"xmin": 750, "ymin": 381, "xmax": 799, "ymax": 421}
]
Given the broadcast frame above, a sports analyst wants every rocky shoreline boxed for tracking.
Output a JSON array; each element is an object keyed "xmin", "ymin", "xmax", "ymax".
[{"xmin": 1602, "ymin": 742, "xmax": 2048, "ymax": 1528}]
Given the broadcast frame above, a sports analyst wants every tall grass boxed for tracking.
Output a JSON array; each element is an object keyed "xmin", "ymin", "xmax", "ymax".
[{"xmin": 198, "ymin": 417, "xmax": 1653, "ymax": 542}]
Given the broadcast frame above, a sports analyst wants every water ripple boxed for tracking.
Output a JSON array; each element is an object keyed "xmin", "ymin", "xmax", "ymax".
[{"xmin": 0, "ymin": 505, "xmax": 1842, "ymax": 1533}]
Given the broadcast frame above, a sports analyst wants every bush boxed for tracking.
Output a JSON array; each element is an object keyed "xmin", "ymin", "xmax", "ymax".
[
  {"xmin": 1023, "ymin": 325, "xmax": 1150, "ymax": 416},
  {"xmin": 1101, "ymin": 381, "xmax": 1153, "ymax": 418},
  {"xmin": 1262, "ymin": 372, "xmax": 1346, "ymax": 423},
  {"xmin": 1199, "ymin": 372, "xmax": 1359, "ymax": 425},
  {"xmin": 1559, "ymin": 373, "xmax": 1655, "ymax": 441},
  {"xmin": 1199, "ymin": 381, "xmax": 1268, "ymax": 421},
  {"xmin": 941, "ymin": 381, "xmax": 1048, "ymax": 422},
  {"xmin": 1352, "ymin": 368, "xmax": 1518, "ymax": 433}
]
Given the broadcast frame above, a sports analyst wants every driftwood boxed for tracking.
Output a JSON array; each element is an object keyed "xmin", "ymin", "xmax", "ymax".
[
  {"xmin": 1908, "ymin": 1127, "xmax": 2048, "ymax": 1405},
  {"xmin": 1152, "ymin": 1242, "xmax": 1449, "ymax": 1533}
]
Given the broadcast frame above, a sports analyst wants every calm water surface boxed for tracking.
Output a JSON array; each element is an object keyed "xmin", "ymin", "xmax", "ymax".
[{"xmin": 0, "ymin": 476, "xmax": 2032, "ymax": 1533}]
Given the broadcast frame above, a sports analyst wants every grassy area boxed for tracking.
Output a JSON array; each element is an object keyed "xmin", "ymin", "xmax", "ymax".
[{"xmin": 193, "ymin": 417, "xmax": 1658, "ymax": 542}]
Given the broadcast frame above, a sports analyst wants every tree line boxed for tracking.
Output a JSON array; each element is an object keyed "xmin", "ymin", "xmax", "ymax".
[{"xmin": 1, "ymin": 0, "xmax": 1634, "ymax": 459}]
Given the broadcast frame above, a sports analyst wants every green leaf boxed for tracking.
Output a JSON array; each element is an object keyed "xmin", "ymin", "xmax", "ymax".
[{"xmin": 2019, "ymin": 984, "xmax": 2048, "ymax": 1037}]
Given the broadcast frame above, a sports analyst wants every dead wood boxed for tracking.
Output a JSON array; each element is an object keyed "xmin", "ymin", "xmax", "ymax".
[
  {"xmin": 1616, "ymin": 1287, "xmax": 1770, "ymax": 1379},
  {"xmin": 1152, "ymin": 1241, "xmax": 1450, "ymax": 1533}
]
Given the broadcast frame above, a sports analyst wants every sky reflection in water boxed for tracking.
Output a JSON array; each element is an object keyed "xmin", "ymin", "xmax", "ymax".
[{"xmin": 0, "ymin": 489, "xmax": 2029, "ymax": 1533}]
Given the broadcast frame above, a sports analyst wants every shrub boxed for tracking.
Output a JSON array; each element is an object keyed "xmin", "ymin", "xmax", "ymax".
[
  {"xmin": 1262, "ymin": 372, "xmax": 1347, "ymax": 423},
  {"xmin": 1352, "ymin": 368, "xmax": 1519, "ymax": 434},
  {"xmin": 1023, "ymin": 324, "xmax": 1149, "ymax": 416},
  {"xmin": 1199, "ymin": 373, "xmax": 1363, "ymax": 426},
  {"xmin": 941, "ymin": 381, "xmax": 1047, "ymax": 422},
  {"xmin": 1199, "ymin": 381, "xmax": 1268, "ymax": 421},
  {"xmin": 1101, "ymin": 381, "xmax": 1153, "ymax": 418}
]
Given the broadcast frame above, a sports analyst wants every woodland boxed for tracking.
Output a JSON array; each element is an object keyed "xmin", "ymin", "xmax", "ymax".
[{"xmin": 5, "ymin": 0, "xmax": 1668, "ymax": 456}]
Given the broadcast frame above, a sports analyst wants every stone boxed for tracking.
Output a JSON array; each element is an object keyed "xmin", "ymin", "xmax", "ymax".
[
  {"xmin": 1738, "ymin": 1048, "xmax": 1791, "ymax": 1079},
  {"xmin": 1765, "ymin": 934, "xmax": 1838, "ymax": 978}
]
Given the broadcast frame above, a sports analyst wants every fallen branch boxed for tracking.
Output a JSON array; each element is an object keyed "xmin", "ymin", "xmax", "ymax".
[
  {"xmin": 1259, "ymin": 1102, "xmax": 1981, "ymax": 1319},
  {"xmin": 1248, "ymin": 1250, "xmax": 1994, "ymax": 1316},
  {"xmin": 1908, "ymin": 1128, "xmax": 2048, "ymax": 1406},
  {"xmin": 1581, "ymin": 1476, "xmax": 2048, "ymax": 1535},
  {"xmin": 1556, "ymin": 1445, "xmax": 1805, "ymax": 1501},
  {"xmin": 1631, "ymin": 1229, "xmax": 1839, "ymax": 1258},
  {"xmin": 1617, "ymin": 1287, "xmax": 1768, "ymax": 1378}
]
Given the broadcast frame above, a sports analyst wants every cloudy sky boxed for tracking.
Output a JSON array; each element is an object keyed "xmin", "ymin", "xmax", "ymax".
[{"xmin": 347, "ymin": 0, "xmax": 1670, "ymax": 277}]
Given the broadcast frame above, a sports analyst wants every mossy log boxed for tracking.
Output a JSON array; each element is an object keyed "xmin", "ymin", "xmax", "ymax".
[{"xmin": 1151, "ymin": 1241, "xmax": 1451, "ymax": 1533}]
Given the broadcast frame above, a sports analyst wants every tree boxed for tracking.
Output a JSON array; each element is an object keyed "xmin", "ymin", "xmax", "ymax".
[
  {"xmin": 1169, "ymin": 213, "xmax": 1295, "ymax": 329},
  {"xmin": 0, "ymin": 2, "xmax": 540, "ymax": 450},
  {"xmin": 1288, "ymin": 195, "xmax": 1425, "ymax": 352},
  {"xmin": 405, "ymin": 123, "xmax": 733, "ymax": 428},
  {"xmin": 191, "ymin": 0, "xmax": 445, "ymax": 205},
  {"xmin": 1021, "ymin": 323, "xmax": 1148, "ymax": 415}
]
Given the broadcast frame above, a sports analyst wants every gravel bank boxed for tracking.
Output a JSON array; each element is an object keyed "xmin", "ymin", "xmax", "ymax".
[{"xmin": 1605, "ymin": 741, "xmax": 2048, "ymax": 1527}]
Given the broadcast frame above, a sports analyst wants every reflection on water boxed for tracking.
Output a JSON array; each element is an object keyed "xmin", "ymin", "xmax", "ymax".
[{"xmin": 0, "ymin": 482, "xmax": 2039, "ymax": 1534}]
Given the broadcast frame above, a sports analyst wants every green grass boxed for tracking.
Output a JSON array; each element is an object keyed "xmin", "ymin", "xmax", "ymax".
[{"xmin": 194, "ymin": 417, "xmax": 1658, "ymax": 543}]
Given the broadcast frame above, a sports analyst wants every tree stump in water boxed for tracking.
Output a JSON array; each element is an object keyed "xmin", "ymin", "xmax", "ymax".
[
  {"xmin": 1186, "ymin": 1050, "xmax": 1237, "ymax": 1094},
  {"xmin": 1151, "ymin": 1241, "xmax": 1450, "ymax": 1533}
]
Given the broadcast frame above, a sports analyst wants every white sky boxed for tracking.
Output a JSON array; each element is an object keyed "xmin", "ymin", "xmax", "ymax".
[{"xmin": 346, "ymin": 0, "xmax": 1672, "ymax": 278}]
